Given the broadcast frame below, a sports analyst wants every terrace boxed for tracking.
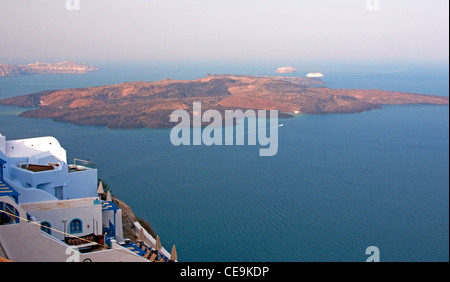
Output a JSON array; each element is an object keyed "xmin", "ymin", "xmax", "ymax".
[{"xmin": 68, "ymin": 159, "xmax": 96, "ymax": 172}]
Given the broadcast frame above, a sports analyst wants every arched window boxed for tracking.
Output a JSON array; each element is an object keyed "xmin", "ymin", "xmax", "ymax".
[
  {"xmin": 70, "ymin": 218, "xmax": 83, "ymax": 234},
  {"xmin": 41, "ymin": 221, "xmax": 52, "ymax": 235}
]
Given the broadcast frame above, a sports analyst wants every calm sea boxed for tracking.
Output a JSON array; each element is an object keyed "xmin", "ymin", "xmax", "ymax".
[{"xmin": 0, "ymin": 63, "xmax": 448, "ymax": 262}]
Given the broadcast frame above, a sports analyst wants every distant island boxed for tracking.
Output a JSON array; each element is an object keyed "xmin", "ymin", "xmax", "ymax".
[
  {"xmin": 0, "ymin": 61, "xmax": 98, "ymax": 77},
  {"xmin": 275, "ymin": 66, "xmax": 298, "ymax": 74},
  {"xmin": 0, "ymin": 74, "xmax": 448, "ymax": 129}
]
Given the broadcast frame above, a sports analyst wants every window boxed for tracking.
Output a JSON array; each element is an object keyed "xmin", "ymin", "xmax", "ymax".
[
  {"xmin": 0, "ymin": 202, "xmax": 19, "ymax": 225},
  {"xmin": 70, "ymin": 218, "xmax": 83, "ymax": 234},
  {"xmin": 41, "ymin": 221, "xmax": 52, "ymax": 235}
]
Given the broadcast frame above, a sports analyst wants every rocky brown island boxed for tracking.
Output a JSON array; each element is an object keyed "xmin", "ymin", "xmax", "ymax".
[
  {"xmin": 0, "ymin": 61, "xmax": 98, "ymax": 77},
  {"xmin": 0, "ymin": 74, "xmax": 448, "ymax": 129}
]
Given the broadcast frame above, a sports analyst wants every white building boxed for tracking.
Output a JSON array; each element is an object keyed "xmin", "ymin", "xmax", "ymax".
[{"xmin": 0, "ymin": 133, "xmax": 173, "ymax": 262}]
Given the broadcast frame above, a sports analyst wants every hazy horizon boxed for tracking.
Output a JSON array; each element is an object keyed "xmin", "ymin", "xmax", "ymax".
[{"xmin": 0, "ymin": 0, "xmax": 449, "ymax": 66}]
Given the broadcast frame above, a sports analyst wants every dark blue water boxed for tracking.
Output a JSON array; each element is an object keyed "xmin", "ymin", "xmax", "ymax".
[{"xmin": 0, "ymin": 63, "xmax": 448, "ymax": 261}]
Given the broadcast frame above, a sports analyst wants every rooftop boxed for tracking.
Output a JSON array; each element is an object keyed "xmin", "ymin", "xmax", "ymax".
[{"xmin": 20, "ymin": 197, "xmax": 101, "ymax": 212}]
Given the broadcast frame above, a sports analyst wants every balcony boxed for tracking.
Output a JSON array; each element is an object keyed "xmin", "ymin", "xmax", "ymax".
[{"xmin": 68, "ymin": 159, "xmax": 96, "ymax": 173}]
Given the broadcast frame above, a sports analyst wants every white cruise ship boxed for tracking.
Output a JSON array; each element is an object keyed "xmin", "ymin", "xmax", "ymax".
[
  {"xmin": 306, "ymin": 72, "xmax": 324, "ymax": 78},
  {"xmin": 0, "ymin": 133, "xmax": 176, "ymax": 262}
]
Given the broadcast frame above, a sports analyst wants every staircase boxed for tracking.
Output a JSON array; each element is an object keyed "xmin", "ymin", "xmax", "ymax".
[{"xmin": 0, "ymin": 159, "xmax": 20, "ymax": 202}]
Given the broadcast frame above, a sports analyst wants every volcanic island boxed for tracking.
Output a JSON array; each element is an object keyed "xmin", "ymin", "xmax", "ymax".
[{"xmin": 0, "ymin": 74, "xmax": 448, "ymax": 129}]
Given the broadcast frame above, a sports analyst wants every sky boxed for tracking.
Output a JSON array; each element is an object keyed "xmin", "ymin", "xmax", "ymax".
[{"xmin": 0, "ymin": 0, "xmax": 448, "ymax": 65}]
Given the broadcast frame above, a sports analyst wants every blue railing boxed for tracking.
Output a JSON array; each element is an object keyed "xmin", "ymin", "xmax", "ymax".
[{"xmin": 123, "ymin": 241, "xmax": 170, "ymax": 262}]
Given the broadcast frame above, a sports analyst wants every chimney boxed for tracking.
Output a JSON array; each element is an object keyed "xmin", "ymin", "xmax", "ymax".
[{"xmin": 0, "ymin": 133, "xmax": 6, "ymax": 154}]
